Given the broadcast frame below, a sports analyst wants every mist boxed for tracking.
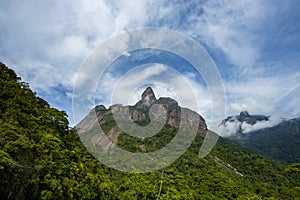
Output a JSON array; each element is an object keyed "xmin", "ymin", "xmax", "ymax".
[{"xmin": 212, "ymin": 115, "xmax": 283, "ymax": 137}]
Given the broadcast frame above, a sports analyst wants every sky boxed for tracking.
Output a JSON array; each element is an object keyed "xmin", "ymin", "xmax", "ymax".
[{"xmin": 0, "ymin": 0, "xmax": 299, "ymax": 128}]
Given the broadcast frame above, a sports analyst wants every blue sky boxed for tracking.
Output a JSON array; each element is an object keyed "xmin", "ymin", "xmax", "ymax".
[{"xmin": 0, "ymin": 0, "xmax": 299, "ymax": 127}]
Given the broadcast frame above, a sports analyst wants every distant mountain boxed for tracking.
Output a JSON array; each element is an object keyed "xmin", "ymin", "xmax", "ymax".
[
  {"xmin": 221, "ymin": 111, "xmax": 300, "ymax": 163},
  {"xmin": 222, "ymin": 111, "xmax": 269, "ymax": 126},
  {"xmin": 228, "ymin": 118, "xmax": 300, "ymax": 164}
]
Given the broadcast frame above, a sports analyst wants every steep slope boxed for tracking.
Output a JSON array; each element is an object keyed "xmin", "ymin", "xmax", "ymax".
[
  {"xmin": 1, "ymin": 62, "xmax": 300, "ymax": 199},
  {"xmin": 76, "ymin": 86, "xmax": 207, "ymax": 154}
]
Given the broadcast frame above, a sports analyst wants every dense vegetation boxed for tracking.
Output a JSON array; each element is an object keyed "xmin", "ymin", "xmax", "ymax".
[{"xmin": 0, "ymin": 62, "xmax": 300, "ymax": 199}]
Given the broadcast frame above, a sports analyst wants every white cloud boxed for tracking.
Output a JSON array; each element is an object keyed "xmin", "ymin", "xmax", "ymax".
[
  {"xmin": 94, "ymin": 63, "xmax": 214, "ymax": 126},
  {"xmin": 0, "ymin": 0, "xmax": 159, "ymax": 93},
  {"xmin": 241, "ymin": 115, "xmax": 282, "ymax": 133},
  {"xmin": 215, "ymin": 115, "xmax": 283, "ymax": 137},
  {"xmin": 212, "ymin": 118, "xmax": 241, "ymax": 137},
  {"xmin": 225, "ymin": 73, "xmax": 300, "ymax": 118},
  {"xmin": 183, "ymin": 0, "xmax": 267, "ymax": 68}
]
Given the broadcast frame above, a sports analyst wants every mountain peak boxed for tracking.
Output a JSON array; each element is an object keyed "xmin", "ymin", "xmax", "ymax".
[
  {"xmin": 141, "ymin": 87, "xmax": 156, "ymax": 100},
  {"xmin": 135, "ymin": 87, "xmax": 157, "ymax": 109},
  {"xmin": 240, "ymin": 111, "xmax": 249, "ymax": 117},
  {"xmin": 222, "ymin": 111, "xmax": 269, "ymax": 127}
]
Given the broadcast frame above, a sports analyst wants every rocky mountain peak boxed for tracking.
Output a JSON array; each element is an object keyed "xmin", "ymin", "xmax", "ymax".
[
  {"xmin": 141, "ymin": 87, "xmax": 156, "ymax": 100},
  {"xmin": 240, "ymin": 111, "xmax": 249, "ymax": 117},
  {"xmin": 222, "ymin": 111, "xmax": 269, "ymax": 126},
  {"xmin": 135, "ymin": 87, "xmax": 157, "ymax": 109},
  {"xmin": 77, "ymin": 87, "xmax": 207, "ymax": 139}
]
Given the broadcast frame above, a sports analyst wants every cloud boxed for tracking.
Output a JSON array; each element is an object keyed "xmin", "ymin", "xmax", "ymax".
[
  {"xmin": 94, "ymin": 62, "xmax": 214, "ymax": 126},
  {"xmin": 241, "ymin": 116, "xmax": 282, "ymax": 133},
  {"xmin": 0, "ymin": 0, "xmax": 158, "ymax": 92},
  {"xmin": 0, "ymin": 0, "xmax": 164, "ymax": 125},
  {"xmin": 212, "ymin": 119, "xmax": 242, "ymax": 138},
  {"xmin": 225, "ymin": 72, "xmax": 300, "ymax": 118},
  {"xmin": 179, "ymin": 0, "xmax": 267, "ymax": 68},
  {"xmin": 215, "ymin": 115, "xmax": 283, "ymax": 137}
]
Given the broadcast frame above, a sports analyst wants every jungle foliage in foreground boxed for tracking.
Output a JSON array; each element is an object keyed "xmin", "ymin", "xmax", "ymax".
[{"xmin": 0, "ymin": 62, "xmax": 299, "ymax": 199}]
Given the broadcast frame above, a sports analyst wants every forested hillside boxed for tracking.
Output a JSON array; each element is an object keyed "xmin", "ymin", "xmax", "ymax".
[
  {"xmin": 0, "ymin": 62, "xmax": 299, "ymax": 199},
  {"xmin": 226, "ymin": 118, "xmax": 300, "ymax": 164}
]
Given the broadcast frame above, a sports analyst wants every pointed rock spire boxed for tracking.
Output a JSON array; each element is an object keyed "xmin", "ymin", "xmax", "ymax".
[
  {"xmin": 141, "ymin": 87, "xmax": 156, "ymax": 103},
  {"xmin": 135, "ymin": 87, "xmax": 157, "ymax": 109},
  {"xmin": 240, "ymin": 111, "xmax": 249, "ymax": 117}
]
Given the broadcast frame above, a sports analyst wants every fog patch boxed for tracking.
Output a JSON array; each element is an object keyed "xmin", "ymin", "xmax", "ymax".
[{"xmin": 213, "ymin": 116, "xmax": 282, "ymax": 137}]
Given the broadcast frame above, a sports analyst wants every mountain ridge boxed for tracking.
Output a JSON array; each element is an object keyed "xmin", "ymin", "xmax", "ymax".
[
  {"xmin": 221, "ymin": 110, "xmax": 269, "ymax": 126},
  {"xmin": 76, "ymin": 87, "xmax": 207, "ymax": 137}
]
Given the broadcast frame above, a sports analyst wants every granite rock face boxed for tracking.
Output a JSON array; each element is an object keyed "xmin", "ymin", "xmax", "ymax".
[
  {"xmin": 135, "ymin": 87, "xmax": 157, "ymax": 109},
  {"xmin": 76, "ymin": 87, "xmax": 207, "ymax": 137}
]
